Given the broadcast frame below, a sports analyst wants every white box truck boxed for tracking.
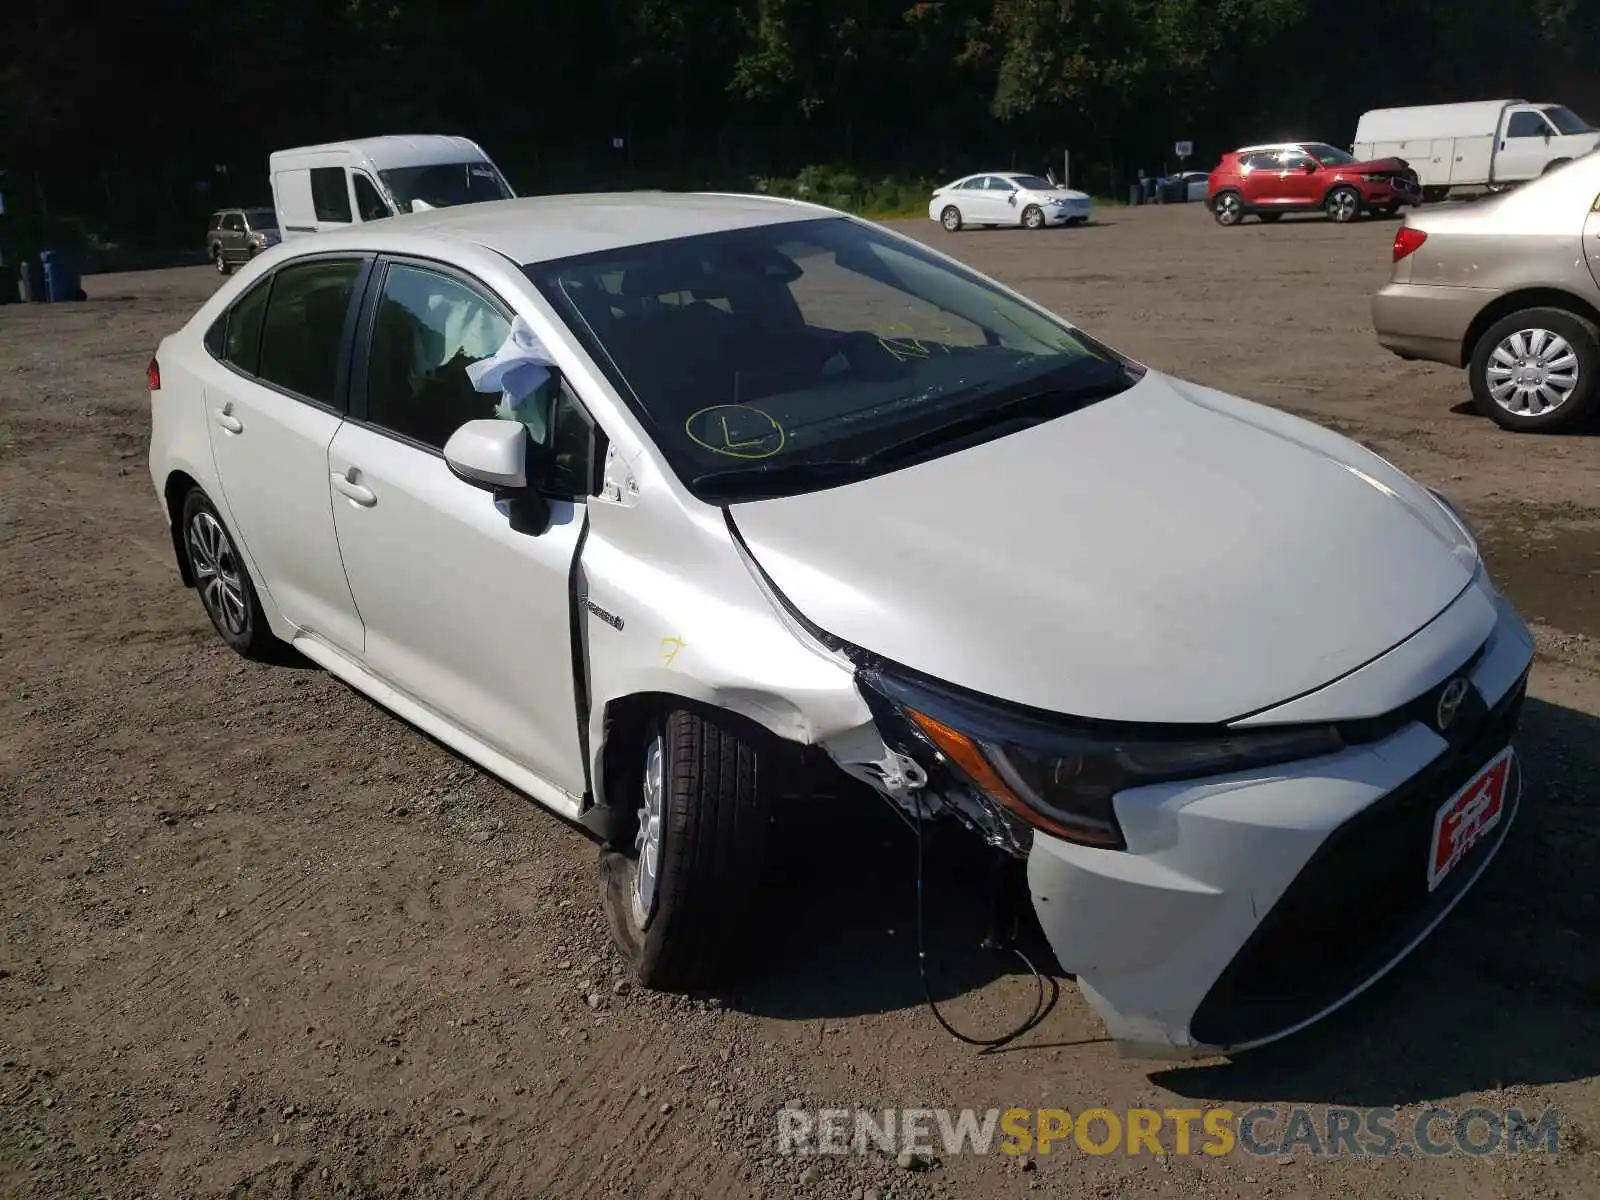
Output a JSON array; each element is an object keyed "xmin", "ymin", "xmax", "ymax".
[
  {"xmin": 270, "ymin": 135, "xmax": 516, "ymax": 241},
  {"xmin": 1352, "ymin": 100, "xmax": 1599, "ymax": 200}
]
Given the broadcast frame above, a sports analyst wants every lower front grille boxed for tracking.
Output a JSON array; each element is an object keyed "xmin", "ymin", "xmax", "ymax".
[{"xmin": 1188, "ymin": 669, "xmax": 1528, "ymax": 1048}]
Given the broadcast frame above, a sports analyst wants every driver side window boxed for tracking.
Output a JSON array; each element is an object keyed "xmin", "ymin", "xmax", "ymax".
[
  {"xmin": 1507, "ymin": 111, "xmax": 1551, "ymax": 138},
  {"xmin": 362, "ymin": 261, "xmax": 597, "ymax": 494}
]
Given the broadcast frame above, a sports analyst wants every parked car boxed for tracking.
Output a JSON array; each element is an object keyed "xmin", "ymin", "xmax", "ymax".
[
  {"xmin": 1354, "ymin": 100, "xmax": 1600, "ymax": 201},
  {"xmin": 1207, "ymin": 143, "xmax": 1421, "ymax": 226},
  {"xmin": 928, "ymin": 173, "xmax": 1091, "ymax": 231},
  {"xmin": 1171, "ymin": 170, "xmax": 1210, "ymax": 202},
  {"xmin": 270, "ymin": 135, "xmax": 514, "ymax": 241},
  {"xmin": 1373, "ymin": 149, "xmax": 1600, "ymax": 432},
  {"xmin": 147, "ymin": 192, "xmax": 1532, "ymax": 1057},
  {"xmin": 205, "ymin": 208, "xmax": 280, "ymax": 275}
]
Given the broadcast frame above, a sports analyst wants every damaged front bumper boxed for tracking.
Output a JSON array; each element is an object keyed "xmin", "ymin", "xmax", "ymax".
[{"xmin": 825, "ymin": 588, "xmax": 1534, "ymax": 1058}]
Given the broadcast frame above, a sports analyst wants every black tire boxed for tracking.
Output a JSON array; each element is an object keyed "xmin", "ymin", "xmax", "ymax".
[
  {"xmin": 1212, "ymin": 190, "xmax": 1243, "ymax": 226},
  {"xmin": 1469, "ymin": 307, "xmax": 1600, "ymax": 433},
  {"xmin": 179, "ymin": 487, "xmax": 279, "ymax": 659},
  {"xmin": 213, "ymin": 246, "xmax": 232, "ymax": 276},
  {"xmin": 1021, "ymin": 204, "xmax": 1045, "ymax": 230},
  {"xmin": 599, "ymin": 706, "xmax": 773, "ymax": 991},
  {"xmin": 1325, "ymin": 185, "xmax": 1361, "ymax": 223},
  {"xmin": 1257, "ymin": 212, "xmax": 1283, "ymax": 223},
  {"xmin": 940, "ymin": 205, "xmax": 963, "ymax": 232}
]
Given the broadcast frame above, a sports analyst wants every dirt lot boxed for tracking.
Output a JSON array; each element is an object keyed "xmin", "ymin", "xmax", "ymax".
[{"xmin": 2, "ymin": 203, "xmax": 1598, "ymax": 1199}]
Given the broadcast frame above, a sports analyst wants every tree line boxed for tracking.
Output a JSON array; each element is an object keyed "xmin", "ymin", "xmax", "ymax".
[{"xmin": 1, "ymin": 0, "xmax": 1595, "ymax": 237}]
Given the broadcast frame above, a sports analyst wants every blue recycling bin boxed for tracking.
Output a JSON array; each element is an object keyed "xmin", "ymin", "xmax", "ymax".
[{"xmin": 40, "ymin": 249, "xmax": 83, "ymax": 302}]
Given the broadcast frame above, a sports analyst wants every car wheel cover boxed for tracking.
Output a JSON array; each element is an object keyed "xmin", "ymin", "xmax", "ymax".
[
  {"xmin": 1486, "ymin": 328, "xmax": 1581, "ymax": 417},
  {"xmin": 941, "ymin": 207, "xmax": 960, "ymax": 230},
  {"xmin": 186, "ymin": 510, "xmax": 249, "ymax": 636},
  {"xmin": 1024, "ymin": 207, "xmax": 1043, "ymax": 228},
  {"xmin": 1329, "ymin": 189, "xmax": 1357, "ymax": 221},
  {"xmin": 1217, "ymin": 194, "xmax": 1241, "ymax": 224},
  {"xmin": 631, "ymin": 732, "xmax": 666, "ymax": 927}
]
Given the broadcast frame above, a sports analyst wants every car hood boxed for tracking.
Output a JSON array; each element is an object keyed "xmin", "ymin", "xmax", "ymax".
[
  {"xmin": 1347, "ymin": 156, "xmax": 1413, "ymax": 174},
  {"xmin": 729, "ymin": 371, "xmax": 1478, "ymax": 724}
]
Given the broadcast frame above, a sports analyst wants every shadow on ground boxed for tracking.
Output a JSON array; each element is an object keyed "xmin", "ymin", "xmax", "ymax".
[
  {"xmin": 732, "ymin": 781, "xmax": 1061, "ymax": 1025},
  {"xmin": 1154, "ymin": 695, "xmax": 1600, "ymax": 1106}
]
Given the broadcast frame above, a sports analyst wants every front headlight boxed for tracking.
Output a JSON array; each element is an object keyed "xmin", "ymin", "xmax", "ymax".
[{"xmin": 864, "ymin": 671, "xmax": 1343, "ymax": 850}]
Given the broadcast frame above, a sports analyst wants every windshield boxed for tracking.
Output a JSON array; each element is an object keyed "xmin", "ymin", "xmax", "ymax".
[
  {"xmin": 378, "ymin": 161, "xmax": 512, "ymax": 211},
  {"xmin": 1008, "ymin": 175, "xmax": 1056, "ymax": 190},
  {"xmin": 244, "ymin": 209, "xmax": 278, "ymax": 230},
  {"xmin": 1543, "ymin": 106, "xmax": 1594, "ymax": 135},
  {"xmin": 1304, "ymin": 144, "xmax": 1357, "ymax": 165},
  {"xmin": 526, "ymin": 217, "xmax": 1138, "ymax": 502}
]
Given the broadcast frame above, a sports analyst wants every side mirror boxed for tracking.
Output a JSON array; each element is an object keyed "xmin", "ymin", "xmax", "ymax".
[
  {"xmin": 445, "ymin": 418, "xmax": 528, "ymax": 489},
  {"xmin": 444, "ymin": 417, "xmax": 554, "ymax": 536}
]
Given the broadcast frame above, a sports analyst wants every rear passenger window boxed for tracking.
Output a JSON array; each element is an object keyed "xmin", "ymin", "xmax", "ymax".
[
  {"xmin": 225, "ymin": 280, "xmax": 271, "ymax": 372},
  {"xmin": 256, "ymin": 259, "xmax": 363, "ymax": 405},
  {"xmin": 205, "ymin": 276, "xmax": 271, "ymax": 373},
  {"xmin": 310, "ymin": 167, "xmax": 353, "ymax": 223}
]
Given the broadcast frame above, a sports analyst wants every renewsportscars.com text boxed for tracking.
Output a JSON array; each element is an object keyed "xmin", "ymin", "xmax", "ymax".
[{"xmin": 776, "ymin": 1105, "xmax": 1561, "ymax": 1159}]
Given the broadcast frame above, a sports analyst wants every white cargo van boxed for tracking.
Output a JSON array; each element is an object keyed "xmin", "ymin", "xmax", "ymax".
[
  {"xmin": 1352, "ymin": 101, "xmax": 1599, "ymax": 200},
  {"xmin": 269, "ymin": 135, "xmax": 515, "ymax": 241}
]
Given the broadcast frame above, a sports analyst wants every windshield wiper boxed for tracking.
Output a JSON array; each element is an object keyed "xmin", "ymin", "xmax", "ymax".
[
  {"xmin": 861, "ymin": 377, "xmax": 1131, "ymax": 468},
  {"xmin": 691, "ymin": 457, "xmax": 879, "ymax": 501}
]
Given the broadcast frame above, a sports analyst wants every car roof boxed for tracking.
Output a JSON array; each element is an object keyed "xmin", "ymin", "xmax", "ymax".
[
  {"xmin": 270, "ymin": 134, "xmax": 488, "ymax": 169},
  {"xmin": 327, "ymin": 192, "xmax": 834, "ymax": 264},
  {"xmin": 1233, "ymin": 141, "xmax": 1341, "ymax": 154}
]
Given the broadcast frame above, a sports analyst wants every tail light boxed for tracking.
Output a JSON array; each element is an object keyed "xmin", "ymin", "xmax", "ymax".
[
  {"xmin": 146, "ymin": 357, "xmax": 161, "ymax": 391},
  {"xmin": 1393, "ymin": 227, "xmax": 1427, "ymax": 262}
]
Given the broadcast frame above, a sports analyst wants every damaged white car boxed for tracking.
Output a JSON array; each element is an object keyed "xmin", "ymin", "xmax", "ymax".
[{"xmin": 147, "ymin": 192, "xmax": 1533, "ymax": 1056}]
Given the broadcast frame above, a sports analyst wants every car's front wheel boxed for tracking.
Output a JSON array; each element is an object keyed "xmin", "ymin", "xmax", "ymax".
[
  {"xmin": 212, "ymin": 246, "xmax": 231, "ymax": 275},
  {"xmin": 1325, "ymin": 186, "xmax": 1361, "ymax": 223},
  {"xmin": 1469, "ymin": 307, "xmax": 1600, "ymax": 432},
  {"xmin": 940, "ymin": 205, "xmax": 963, "ymax": 232},
  {"xmin": 1212, "ymin": 191, "xmax": 1243, "ymax": 226},
  {"xmin": 180, "ymin": 487, "xmax": 280, "ymax": 659},
  {"xmin": 599, "ymin": 706, "xmax": 774, "ymax": 991},
  {"xmin": 1021, "ymin": 204, "xmax": 1045, "ymax": 230}
]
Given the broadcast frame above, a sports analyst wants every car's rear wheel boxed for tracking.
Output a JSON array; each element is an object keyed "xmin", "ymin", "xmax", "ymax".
[
  {"xmin": 1212, "ymin": 191, "xmax": 1243, "ymax": 226},
  {"xmin": 1021, "ymin": 204, "xmax": 1045, "ymax": 230},
  {"xmin": 598, "ymin": 705, "xmax": 774, "ymax": 991},
  {"xmin": 212, "ymin": 246, "xmax": 231, "ymax": 275},
  {"xmin": 1325, "ymin": 186, "xmax": 1361, "ymax": 223},
  {"xmin": 940, "ymin": 205, "xmax": 963, "ymax": 232},
  {"xmin": 180, "ymin": 487, "xmax": 280, "ymax": 659},
  {"xmin": 1469, "ymin": 307, "xmax": 1600, "ymax": 433}
]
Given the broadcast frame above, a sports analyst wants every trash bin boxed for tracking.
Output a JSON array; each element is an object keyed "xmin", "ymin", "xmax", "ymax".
[
  {"xmin": 1128, "ymin": 184, "xmax": 1143, "ymax": 206},
  {"xmin": 18, "ymin": 259, "xmax": 45, "ymax": 303},
  {"xmin": 40, "ymin": 248, "xmax": 84, "ymax": 302}
]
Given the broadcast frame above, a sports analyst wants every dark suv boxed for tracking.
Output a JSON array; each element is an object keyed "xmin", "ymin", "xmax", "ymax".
[{"xmin": 205, "ymin": 208, "xmax": 280, "ymax": 274}]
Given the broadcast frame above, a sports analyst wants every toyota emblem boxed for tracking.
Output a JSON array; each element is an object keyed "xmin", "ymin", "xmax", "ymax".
[{"xmin": 1436, "ymin": 677, "xmax": 1470, "ymax": 731}]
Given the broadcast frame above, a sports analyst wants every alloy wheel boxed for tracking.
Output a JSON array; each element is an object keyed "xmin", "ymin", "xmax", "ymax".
[
  {"xmin": 186, "ymin": 510, "xmax": 249, "ymax": 637},
  {"xmin": 631, "ymin": 732, "xmax": 666, "ymax": 927},
  {"xmin": 1215, "ymin": 194, "xmax": 1242, "ymax": 225}
]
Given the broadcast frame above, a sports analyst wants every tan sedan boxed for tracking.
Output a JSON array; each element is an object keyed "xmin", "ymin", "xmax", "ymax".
[{"xmin": 1372, "ymin": 150, "xmax": 1600, "ymax": 432}]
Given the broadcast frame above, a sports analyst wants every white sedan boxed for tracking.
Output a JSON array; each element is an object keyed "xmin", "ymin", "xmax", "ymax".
[
  {"xmin": 148, "ymin": 190, "xmax": 1531, "ymax": 1056},
  {"xmin": 928, "ymin": 172, "xmax": 1092, "ymax": 231}
]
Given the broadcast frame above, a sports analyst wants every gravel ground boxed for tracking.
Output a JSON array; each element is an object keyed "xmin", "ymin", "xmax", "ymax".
[{"xmin": 1, "ymin": 203, "xmax": 1597, "ymax": 1198}]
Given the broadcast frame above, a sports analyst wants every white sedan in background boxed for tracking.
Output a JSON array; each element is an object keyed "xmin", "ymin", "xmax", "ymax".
[{"xmin": 929, "ymin": 172, "xmax": 1092, "ymax": 231}]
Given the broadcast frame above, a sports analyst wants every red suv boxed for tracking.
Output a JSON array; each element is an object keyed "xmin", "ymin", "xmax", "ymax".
[{"xmin": 1206, "ymin": 142, "xmax": 1421, "ymax": 227}]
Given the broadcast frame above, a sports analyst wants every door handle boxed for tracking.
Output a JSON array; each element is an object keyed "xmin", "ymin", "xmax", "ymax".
[
  {"xmin": 213, "ymin": 404, "xmax": 243, "ymax": 434},
  {"xmin": 331, "ymin": 469, "xmax": 376, "ymax": 507}
]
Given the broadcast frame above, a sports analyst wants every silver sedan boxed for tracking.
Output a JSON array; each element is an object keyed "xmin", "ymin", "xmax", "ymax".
[{"xmin": 1372, "ymin": 152, "xmax": 1600, "ymax": 432}]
